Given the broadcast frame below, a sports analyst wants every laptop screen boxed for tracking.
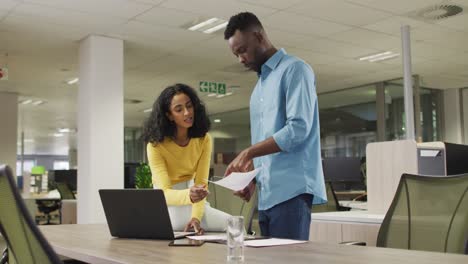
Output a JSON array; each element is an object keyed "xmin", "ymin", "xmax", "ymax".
[{"xmin": 99, "ymin": 189, "xmax": 176, "ymax": 240}]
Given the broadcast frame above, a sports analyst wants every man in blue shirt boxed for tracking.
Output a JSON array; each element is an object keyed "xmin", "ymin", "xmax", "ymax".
[{"xmin": 223, "ymin": 12, "xmax": 327, "ymax": 240}]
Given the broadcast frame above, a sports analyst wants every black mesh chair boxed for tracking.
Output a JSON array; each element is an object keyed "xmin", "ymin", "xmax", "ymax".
[
  {"xmin": 0, "ymin": 165, "xmax": 62, "ymax": 264},
  {"xmin": 312, "ymin": 182, "xmax": 351, "ymax": 212},
  {"xmin": 207, "ymin": 183, "xmax": 259, "ymax": 235},
  {"xmin": 239, "ymin": 188, "xmax": 258, "ymax": 235},
  {"xmin": 55, "ymin": 182, "xmax": 76, "ymax": 200},
  {"xmin": 377, "ymin": 173, "xmax": 468, "ymax": 254},
  {"xmin": 36, "ymin": 199, "xmax": 62, "ymax": 225}
]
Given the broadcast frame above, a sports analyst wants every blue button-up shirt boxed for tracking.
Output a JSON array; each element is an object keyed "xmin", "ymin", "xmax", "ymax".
[{"xmin": 250, "ymin": 48, "xmax": 327, "ymax": 210}]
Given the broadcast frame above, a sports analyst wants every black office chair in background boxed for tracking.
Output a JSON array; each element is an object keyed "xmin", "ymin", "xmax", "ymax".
[
  {"xmin": 312, "ymin": 182, "xmax": 351, "ymax": 213},
  {"xmin": 55, "ymin": 182, "xmax": 76, "ymax": 200},
  {"xmin": 36, "ymin": 199, "xmax": 62, "ymax": 225}
]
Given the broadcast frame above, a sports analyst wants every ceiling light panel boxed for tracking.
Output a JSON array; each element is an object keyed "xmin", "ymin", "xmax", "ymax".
[
  {"xmin": 358, "ymin": 51, "xmax": 400, "ymax": 62},
  {"xmin": 187, "ymin": 17, "xmax": 227, "ymax": 34}
]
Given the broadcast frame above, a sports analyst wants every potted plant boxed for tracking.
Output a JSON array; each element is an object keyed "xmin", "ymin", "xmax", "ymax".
[{"xmin": 135, "ymin": 163, "xmax": 153, "ymax": 189}]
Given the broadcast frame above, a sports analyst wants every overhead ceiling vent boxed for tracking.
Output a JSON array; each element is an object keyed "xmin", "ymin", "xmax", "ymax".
[{"xmin": 410, "ymin": 3, "xmax": 464, "ymax": 21}]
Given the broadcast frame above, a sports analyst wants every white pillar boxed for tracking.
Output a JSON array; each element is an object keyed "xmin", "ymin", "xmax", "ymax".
[
  {"xmin": 0, "ymin": 92, "xmax": 18, "ymax": 177},
  {"xmin": 401, "ymin": 25, "xmax": 415, "ymax": 140},
  {"xmin": 78, "ymin": 35, "xmax": 124, "ymax": 224}
]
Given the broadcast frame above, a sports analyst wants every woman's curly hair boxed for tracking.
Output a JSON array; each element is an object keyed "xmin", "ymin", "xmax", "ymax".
[{"xmin": 142, "ymin": 83, "xmax": 210, "ymax": 144}]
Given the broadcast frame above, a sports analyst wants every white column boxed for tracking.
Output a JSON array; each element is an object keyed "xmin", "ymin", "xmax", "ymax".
[
  {"xmin": 0, "ymin": 92, "xmax": 18, "ymax": 177},
  {"xmin": 443, "ymin": 88, "xmax": 462, "ymax": 144},
  {"xmin": 78, "ymin": 35, "xmax": 124, "ymax": 224},
  {"xmin": 401, "ymin": 25, "xmax": 415, "ymax": 140}
]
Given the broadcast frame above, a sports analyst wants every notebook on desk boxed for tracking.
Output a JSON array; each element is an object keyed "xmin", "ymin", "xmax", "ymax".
[{"xmin": 99, "ymin": 189, "xmax": 196, "ymax": 240}]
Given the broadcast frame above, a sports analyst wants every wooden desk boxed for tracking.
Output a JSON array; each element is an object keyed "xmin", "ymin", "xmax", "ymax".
[{"xmin": 40, "ymin": 224, "xmax": 466, "ymax": 264}]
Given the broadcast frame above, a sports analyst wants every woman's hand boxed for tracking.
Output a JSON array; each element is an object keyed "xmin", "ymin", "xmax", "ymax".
[
  {"xmin": 189, "ymin": 184, "xmax": 209, "ymax": 203},
  {"xmin": 184, "ymin": 218, "xmax": 204, "ymax": 235}
]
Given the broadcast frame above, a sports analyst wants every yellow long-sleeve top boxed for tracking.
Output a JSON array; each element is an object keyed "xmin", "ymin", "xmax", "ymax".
[{"xmin": 147, "ymin": 133, "xmax": 212, "ymax": 221}]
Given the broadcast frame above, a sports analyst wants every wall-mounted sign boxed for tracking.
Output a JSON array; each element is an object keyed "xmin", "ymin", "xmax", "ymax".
[
  {"xmin": 0, "ymin": 67, "xmax": 8, "ymax": 81},
  {"xmin": 199, "ymin": 81, "xmax": 226, "ymax": 95}
]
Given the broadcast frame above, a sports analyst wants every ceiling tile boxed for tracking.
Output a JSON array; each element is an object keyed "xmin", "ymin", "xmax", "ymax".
[
  {"xmin": 328, "ymin": 28, "xmax": 401, "ymax": 51},
  {"xmin": 299, "ymin": 37, "xmax": 379, "ymax": 58},
  {"xmin": 344, "ymin": 0, "xmax": 443, "ymax": 15},
  {"xmin": 0, "ymin": 0, "xmax": 20, "ymax": 10},
  {"xmin": 112, "ymin": 20, "xmax": 213, "ymax": 44},
  {"xmin": 436, "ymin": 13, "xmax": 468, "ymax": 32},
  {"xmin": 412, "ymin": 41, "xmax": 465, "ymax": 61},
  {"xmin": 363, "ymin": 16, "xmax": 429, "ymax": 36},
  {"xmin": 130, "ymin": 0, "xmax": 164, "ymax": 4},
  {"xmin": 287, "ymin": 48, "xmax": 347, "ymax": 65},
  {"xmin": 22, "ymin": 0, "xmax": 155, "ymax": 19},
  {"xmin": 161, "ymin": 0, "xmax": 277, "ymax": 20},
  {"xmin": 411, "ymin": 25, "xmax": 468, "ymax": 52},
  {"xmin": 134, "ymin": 6, "xmax": 201, "ymax": 28},
  {"xmin": 13, "ymin": 4, "xmax": 126, "ymax": 30},
  {"xmin": 0, "ymin": 15, "xmax": 88, "ymax": 40},
  {"xmin": 237, "ymin": 0, "xmax": 304, "ymax": 10},
  {"xmin": 264, "ymin": 11, "xmax": 352, "ymax": 37},
  {"xmin": 287, "ymin": 0, "xmax": 393, "ymax": 27}
]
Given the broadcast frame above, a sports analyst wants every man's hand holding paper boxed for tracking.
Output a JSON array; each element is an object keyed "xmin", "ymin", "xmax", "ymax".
[{"xmin": 209, "ymin": 167, "xmax": 261, "ymax": 192}]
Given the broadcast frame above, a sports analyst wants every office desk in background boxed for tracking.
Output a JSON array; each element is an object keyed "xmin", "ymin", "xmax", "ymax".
[
  {"xmin": 39, "ymin": 224, "xmax": 466, "ymax": 264},
  {"xmin": 310, "ymin": 211, "xmax": 383, "ymax": 246}
]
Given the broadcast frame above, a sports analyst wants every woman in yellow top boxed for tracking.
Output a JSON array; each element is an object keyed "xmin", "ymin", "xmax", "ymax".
[{"xmin": 143, "ymin": 83, "xmax": 230, "ymax": 234}]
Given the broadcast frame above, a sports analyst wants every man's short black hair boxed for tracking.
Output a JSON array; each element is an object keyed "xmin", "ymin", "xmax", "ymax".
[{"xmin": 224, "ymin": 12, "xmax": 263, "ymax": 40}]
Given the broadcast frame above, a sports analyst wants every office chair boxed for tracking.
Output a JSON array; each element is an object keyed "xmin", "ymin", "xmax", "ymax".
[
  {"xmin": 206, "ymin": 183, "xmax": 259, "ymax": 235},
  {"xmin": 377, "ymin": 173, "xmax": 468, "ymax": 254},
  {"xmin": 36, "ymin": 199, "xmax": 61, "ymax": 225},
  {"xmin": 55, "ymin": 182, "xmax": 76, "ymax": 200},
  {"xmin": 239, "ymin": 189, "xmax": 258, "ymax": 235},
  {"xmin": 312, "ymin": 182, "xmax": 351, "ymax": 212},
  {"xmin": 0, "ymin": 165, "xmax": 62, "ymax": 263},
  {"xmin": 206, "ymin": 182, "xmax": 217, "ymax": 208}
]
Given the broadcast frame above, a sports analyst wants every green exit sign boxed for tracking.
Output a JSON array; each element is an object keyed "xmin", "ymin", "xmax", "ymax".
[{"xmin": 199, "ymin": 81, "xmax": 226, "ymax": 95}]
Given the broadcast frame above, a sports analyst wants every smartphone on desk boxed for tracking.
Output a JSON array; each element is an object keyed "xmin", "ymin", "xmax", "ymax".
[{"xmin": 168, "ymin": 239, "xmax": 205, "ymax": 247}]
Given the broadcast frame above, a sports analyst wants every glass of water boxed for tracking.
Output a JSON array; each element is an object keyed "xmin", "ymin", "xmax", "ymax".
[{"xmin": 227, "ymin": 216, "xmax": 244, "ymax": 263}]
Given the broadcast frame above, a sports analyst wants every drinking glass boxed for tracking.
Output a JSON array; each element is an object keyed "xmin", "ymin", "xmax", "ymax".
[{"xmin": 227, "ymin": 216, "xmax": 244, "ymax": 263}]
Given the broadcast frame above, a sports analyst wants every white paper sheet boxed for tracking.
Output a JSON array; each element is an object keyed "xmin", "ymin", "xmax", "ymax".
[
  {"xmin": 209, "ymin": 167, "xmax": 261, "ymax": 191},
  {"xmin": 187, "ymin": 234, "xmax": 258, "ymax": 241},
  {"xmin": 187, "ymin": 234, "xmax": 226, "ymax": 241},
  {"xmin": 244, "ymin": 238, "xmax": 308, "ymax": 247}
]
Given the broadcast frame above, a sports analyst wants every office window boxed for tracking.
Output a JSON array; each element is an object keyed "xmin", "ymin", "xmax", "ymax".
[
  {"xmin": 319, "ymin": 85, "xmax": 377, "ymax": 158},
  {"xmin": 420, "ymin": 88, "xmax": 442, "ymax": 142},
  {"xmin": 16, "ymin": 159, "xmax": 36, "ymax": 176},
  {"xmin": 384, "ymin": 81, "xmax": 442, "ymax": 141},
  {"xmin": 53, "ymin": 161, "xmax": 69, "ymax": 170},
  {"xmin": 125, "ymin": 127, "xmax": 144, "ymax": 163},
  {"xmin": 209, "ymin": 109, "xmax": 250, "ymax": 177}
]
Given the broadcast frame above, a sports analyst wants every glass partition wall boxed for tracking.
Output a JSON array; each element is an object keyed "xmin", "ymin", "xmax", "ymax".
[{"xmin": 208, "ymin": 77, "xmax": 442, "ymax": 161}]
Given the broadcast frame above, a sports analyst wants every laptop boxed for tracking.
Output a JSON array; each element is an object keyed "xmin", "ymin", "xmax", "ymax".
[{"xmin": 99, "ymin": 189, "xmax": 196, "ymax": 240}]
